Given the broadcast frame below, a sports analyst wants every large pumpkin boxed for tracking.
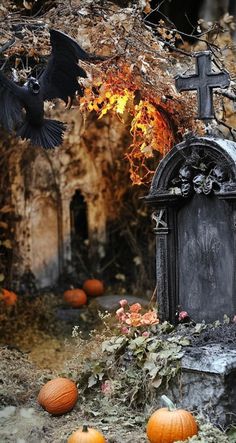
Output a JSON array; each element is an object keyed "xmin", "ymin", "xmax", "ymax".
[
  {"xmin": 63, "ymin": 289, "xmax": 87, "ymax": 308},
  {"xmin": 83, "ymin": 279, "xmax": 104, "ymax": 297},
  {"xmin": 38, "ymin": 377, "xmax": 78, "ymax": 415},
  {"xmin": 146, "ymin": 395, "xmax": 198, "ymax": 443},
  {"xmin": 67, "ymin": 425, "xmax": 106, "ymax": 443},
  {"xmin": 0, "ymin": 289, "xmax": 17, "ymax": 306}
]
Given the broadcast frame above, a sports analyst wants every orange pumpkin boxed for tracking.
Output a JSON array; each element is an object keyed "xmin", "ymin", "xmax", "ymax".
[
  {"xmin": 83, "ymin": 279, "xmax": 104, "ymax": 297},
  {"xmin": 63, "ymin": 289, "xmax": 87, "ymax": 308},
  {"xmin": 146, "ymin": 395, "xmax": 198, "ymax": 443},
  {"xmin": 38, "ymin": 377, "xmax": 78, "ymax": 415},
  {"xmin": 0, "ymin": 289, "xmax": 17, "ymax": 306},
  {"xmin": 67, "ymin": 425, "xmax": 106, "ymax": 443}
]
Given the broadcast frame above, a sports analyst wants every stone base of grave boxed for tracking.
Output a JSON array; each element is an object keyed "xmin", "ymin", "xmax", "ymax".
[{"xmin": 164, "ymin": 344, "xmax": 236, "ymax": 427}]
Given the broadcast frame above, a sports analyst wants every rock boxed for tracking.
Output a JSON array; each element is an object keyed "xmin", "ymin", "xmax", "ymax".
[
  {"xmin": 182, "ymin": 344, "xmax": 236, "ymax": 374},
  {"xmin": 55, "ymin": 307, "xmax": 84, "ymax": 323},
  {"xmin": 164, "ymin": 343, "xmax": 236, "ymax": 427},
  {"xmin": 19, "ymin": 408, "xmax": 35, "ymax": 419},
  {"xmin": 91, "ymin": 294, "xmax": 149, "ymax": 311},
  {"xmin": 0, "ymin": 406, "xmax": 16, "ymax": 419}
]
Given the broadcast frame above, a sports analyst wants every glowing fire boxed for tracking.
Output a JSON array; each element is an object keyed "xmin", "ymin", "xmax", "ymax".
[{"xmin": 80, "ymin": 63, "xmax": 175, "ymax": 184}]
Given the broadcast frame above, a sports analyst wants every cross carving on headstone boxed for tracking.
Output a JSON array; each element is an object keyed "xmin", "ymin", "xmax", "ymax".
[{"xmin": 175, "ymin": 51, "xmax": 230, "ymax": 120}]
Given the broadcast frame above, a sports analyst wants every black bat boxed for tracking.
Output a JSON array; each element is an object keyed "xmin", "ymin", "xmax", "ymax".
[{"xmin": 0, "ymin": 29, "xmax": 99, "ymax": 149}]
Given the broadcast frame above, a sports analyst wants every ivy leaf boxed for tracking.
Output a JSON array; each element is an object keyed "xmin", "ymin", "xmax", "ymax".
[
  {"xmin": 193, "ymin": 323, "xmax": 207, "ymax": 334},
  {"xmin": 88, "ymin": 374, "xmax": 98, "ymax": 388},
  {"xmin": 128, "ymin": 336, "xmax": 147, "ymax": 350},
  {"xmin": 178, "ymin": 338, "xmax": 191, "ymax": 346},
  {"xmin": 102, "ymin": 336, "xmax": 127, "ymax": 353}
]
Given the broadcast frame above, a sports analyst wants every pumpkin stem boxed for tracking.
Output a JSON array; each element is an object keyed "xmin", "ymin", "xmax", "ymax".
[
  {"xmin": 161, "ymin": 395, "xmax": 176, "ymax": 411},
  {"xmin": 82, "ymin": 425, "xmax": 89, "ymax": 432}
]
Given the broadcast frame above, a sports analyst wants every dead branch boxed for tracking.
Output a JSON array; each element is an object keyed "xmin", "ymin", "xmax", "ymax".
[
  {"xmin": 215, "ymin": 88, "xmax": 236, "ymax": 101},
  {"xmin": 0, "ymin": 38, "xmax": 15, "ymax": 54}
]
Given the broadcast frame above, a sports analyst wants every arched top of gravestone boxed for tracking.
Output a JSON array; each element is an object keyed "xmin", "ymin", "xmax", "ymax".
[{"xmin": 146, "ymin": 136, "xmax": 236, "ymax": 203}]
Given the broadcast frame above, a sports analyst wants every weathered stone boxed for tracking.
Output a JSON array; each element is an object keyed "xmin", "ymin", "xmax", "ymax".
[
  {"xmin": 0, "ymin": 406, "xmax": 16, "ymax": 419},
  {"xmin": 182, "ymin": 344, "xmax": 236, "ymax": 374},
  {"xmin": 164, "ymin": 344, "xmax": 236, "ymax": 427},
  {"xmin": 55, "ymin": 307, "xmax": 84, "ymax": 323},
  {"xmin": 19, "ymin": 408, "xmax": 35, "ymax": 419},
  {"xmin": 90, "ymin": 294, "xmax": 149, "ymax": 311},
  {"xmin": 145, "ymin": 134, "xmax": 236, "ymax": 426},
  {"xmin": 10, "ymin": 112, "xmax": 131, "ymax": 289},
  {"xmin": 145, "ymin": 136, "xmax": 236, "ymax": 324}
]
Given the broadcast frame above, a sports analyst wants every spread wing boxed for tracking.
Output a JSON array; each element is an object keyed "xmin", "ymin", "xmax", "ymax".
[
  {"xmin": 39, "ymin": 29, "xmax": 89, "ymax": 104},
  {"xmin": 0, "ymin": 71, "xmax": 25, "ymax": 132}
]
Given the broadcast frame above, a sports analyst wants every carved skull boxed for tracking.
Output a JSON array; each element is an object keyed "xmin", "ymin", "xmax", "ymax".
[
  {"xmin": 210, "ymin": 165, "xmax": 227, "ymax": 183},
  {"xmin": 181, "ymin": 182, "xmax": 192, "ymax": 197},
  {"xmin": 179, "ymin": 165, "xmax": 193, "ymax": 183},
  {"xmin": 203, "ymin": 176, "xmax": 213, "ymax": 195},
  {"xmin": 193, "ymin": 174, "xmax": 206, "ymax": 194}
]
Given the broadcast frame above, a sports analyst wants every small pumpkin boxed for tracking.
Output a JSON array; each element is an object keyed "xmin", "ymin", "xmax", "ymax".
[
  {"xmin": 0, "ymin": 289, "xmax": 17, "ymax": 306},
  {"xmin": 63, "ymin": 288, "xmax": 87, "ymax": 308},
  {"xmin": 67, "ymin": 424, "xmax": 106, "ymax": 443},
  {"xmin": 38, "ymin": 377, "xmax": 78, "ymax": 415},
  {"xmin": 146, "ymin": 395, "xmax": 198, "ymax": 443},
  {"xmin": 83, "ymin": 279, "xmax": 104, "ymax": 297}
]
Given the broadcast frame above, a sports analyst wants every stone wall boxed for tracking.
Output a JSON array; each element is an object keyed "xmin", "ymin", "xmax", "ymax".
[{"xmin": 8, "ymin": 107, "xmax": 133, "ymax": 289}]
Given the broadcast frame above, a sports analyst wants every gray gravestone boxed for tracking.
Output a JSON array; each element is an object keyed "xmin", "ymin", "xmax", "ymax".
[
  {"xmin": 145, "ymin": 136, "xmax": 236, "ymax": 323},
  {"xmin": 145, "ymin": 54, "xmax": 236, "ymax": 425},
  {"xmin": 145, "ymin": 52, "xmax": 236, "ymax": 323}
]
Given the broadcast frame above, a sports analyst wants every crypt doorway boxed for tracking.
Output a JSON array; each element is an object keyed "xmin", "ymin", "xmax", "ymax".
[{"xmin": 70, "ymin": 189, "xmax": 89, "ymax": 274}]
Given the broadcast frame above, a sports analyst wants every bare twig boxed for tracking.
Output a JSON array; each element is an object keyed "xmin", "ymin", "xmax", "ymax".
[
  {"xmin": 215, "ymin": 117, "xmax": 236, "ymax": 140},
  {"xmin": 215, "ymin": 88, "xmax": 236, "ymax": 101},
  {"xmin": 0, "ymin": 38, "xmax": 15, "ymax": 54}
]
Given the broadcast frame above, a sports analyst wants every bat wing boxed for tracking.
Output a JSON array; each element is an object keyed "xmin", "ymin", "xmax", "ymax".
[
  {"xmin": 39, "ymin": 29, "xmax": 89, "ymax": 104},
  {"xmin": 0, "ymin": 71, "xmax": 25, "ymax": 132}
]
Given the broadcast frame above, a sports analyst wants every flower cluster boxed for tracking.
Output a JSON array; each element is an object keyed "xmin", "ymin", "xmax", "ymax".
[{"xmin": 116, "ymin": 299, "xmax": 159, "ymax": 335}]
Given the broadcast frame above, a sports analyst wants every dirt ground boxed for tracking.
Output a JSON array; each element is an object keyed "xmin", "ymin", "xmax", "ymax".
[
  {"xmin": 0, "ymin": 293, "xmax": 147, "ymax": 443},
  {"xmin": 1, "ymin": 293, "xmax": 236, "ymax": 443},
  {"xmin": 0, "ymin": 347, "xmax": 146, "ymax": 443}
]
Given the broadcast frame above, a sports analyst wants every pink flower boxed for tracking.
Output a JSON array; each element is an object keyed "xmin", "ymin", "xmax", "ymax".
[
  {"xmin": 141, "ymin": 311, "xmax": 159, "ymax": 325},
  {"xmin": 119, "ymin": 299, "xmax": 128, "ymax": 307},
  {"xmin": 116, "ymin": 307, "xmax": 124, "ymax": 318},
  {"xmin": 129, "ymin": 303, "xmax": 142, "ymax": 313},
  {"xmin": 121, "ymin": 326, "xmax": 130, "ymax": 334},
  {"xmin": 233, "ymin": 315, "xmax": 236, "ymax": 323},
  {"xmin": 178, "ymin": 311, "xmax": 189, "ymax": 321},
  {"xmin": 142, "ymin": 331, "xmax": 150, "ymax": 337},
  {"xmin": 101, "ymin": 380, "xmax": 112, "ymax": 395}
]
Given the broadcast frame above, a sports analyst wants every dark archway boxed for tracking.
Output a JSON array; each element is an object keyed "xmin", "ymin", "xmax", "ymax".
[
  {"xmin": 70, "ymin": 190, "xmax": 88, "ymax": 247},
  {"xmin": 70, "ymin": 190, "xmax": 89, "ymax": 277}
]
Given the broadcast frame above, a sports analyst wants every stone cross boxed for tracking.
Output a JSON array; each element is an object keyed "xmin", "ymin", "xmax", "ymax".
[{"xmin": 175, "ymin": 51, "xmax": 230, "ymax": 120}]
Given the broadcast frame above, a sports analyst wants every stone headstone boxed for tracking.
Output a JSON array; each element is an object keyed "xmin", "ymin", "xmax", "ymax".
[{"xmin": 145, "ymin": 136, "xmax": 236, "ymax": 323}]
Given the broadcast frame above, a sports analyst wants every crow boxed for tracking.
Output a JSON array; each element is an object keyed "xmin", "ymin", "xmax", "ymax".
[{"xmin": 0, "ymin": 29, "xmax": 100, "ymax": 149}]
